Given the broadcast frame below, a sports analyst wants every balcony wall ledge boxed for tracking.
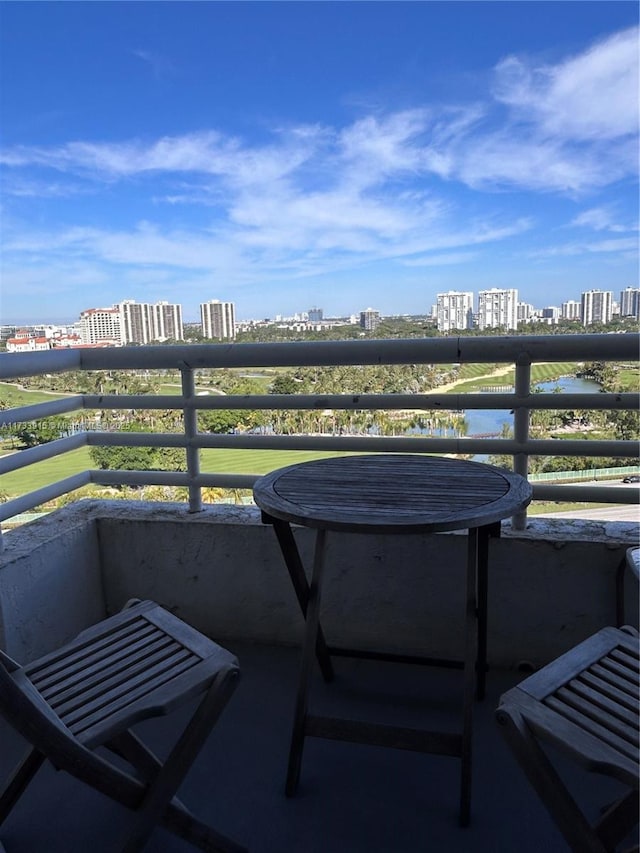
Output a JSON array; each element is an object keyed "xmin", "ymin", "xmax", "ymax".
[{"xmin": 0, "ymin": 499, "xmax": 637, "ymax": 668}]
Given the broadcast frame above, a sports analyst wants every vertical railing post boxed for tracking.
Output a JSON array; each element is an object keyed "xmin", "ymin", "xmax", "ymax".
[
  {"xmin": 513, "ymin": 354, "xmax": 531, "ymax": 530},
  {"xmin": 180, "ymin": 363, "xmax": 202, "ymax": 513}
]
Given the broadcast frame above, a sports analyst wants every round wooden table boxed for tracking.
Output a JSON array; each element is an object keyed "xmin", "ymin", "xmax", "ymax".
[{"xmin": 253, "ymin": 453, "xmax": 532, "ymax": 825}]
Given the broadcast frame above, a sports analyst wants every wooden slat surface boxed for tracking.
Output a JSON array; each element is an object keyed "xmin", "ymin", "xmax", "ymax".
[
  {"xmin": 538, "ymin": 637, "xmax": 640, "ymax": 768},
  {"xmin": 499, "ymin": 628, "xmax": 640, "ymax": 786},
  {"xmin": 579, "ymin": 669, "xmax": 639, "ymax": 713},
  {"xmin": 21, "ymin": 602, "xmax": 239, "ymax": 748},
  {"xmin": 253, "ymin": 454, "xmax": 532, "ymax": 533},
  {"xmin": 26, "ymin": 615, "xmax": 202, "ymax": 737}
]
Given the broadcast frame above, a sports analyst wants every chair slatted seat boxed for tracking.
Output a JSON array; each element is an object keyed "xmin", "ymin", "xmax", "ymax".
[
  {"xmin": 0, "ymin": 600, "xmax": 247, "ymax": 853},
  {"xmin": 496, "ymin": 626, "xmax": 639, "ymax": 853}
]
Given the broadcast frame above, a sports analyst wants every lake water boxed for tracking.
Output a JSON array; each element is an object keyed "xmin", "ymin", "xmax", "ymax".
[{"xmin": 465, "ymin": 375, "xmax": 601, "ymax": 437}]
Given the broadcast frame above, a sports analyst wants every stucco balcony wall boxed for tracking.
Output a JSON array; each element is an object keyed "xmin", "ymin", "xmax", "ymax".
[{"xmin": 0, "ymin": 500, "xmax": 637, "ymax": 667}]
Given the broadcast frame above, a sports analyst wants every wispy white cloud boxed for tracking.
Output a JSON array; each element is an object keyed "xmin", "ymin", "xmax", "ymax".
[
  {"xmin": 1, "ymin": 25, "xmax": 636, "ymax": 313},
  {"xmin": 570, "ymin": 206, "xmax": 638, "ymax": 233},
  {"xmin": 530, "ymin": 236, "xmax": 639, "ymax": 258},
  {"xmin": 2, "ymin": 28, "xmax": 637, "ymax": 196},
  {"xmin": 492, "ymin": 27, "xmax": 638, "ymax": 141},
  {"xmin": 445, "ymin": 26, "xmax": 639, "ymax": 193},
  {"xmin": 400, "ymin": 251, "xmax": 479, "ymax": 268},
  {"xmin": 131, "ymin": 48, "xmax": 175, "ymax": 79},
  {"xmin": 1, "ymin": 176, "xmax": 90, "ymax": 199}
]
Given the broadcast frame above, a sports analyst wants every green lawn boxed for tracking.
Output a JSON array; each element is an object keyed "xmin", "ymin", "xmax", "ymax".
[
  {"xmin": 1, "ymin": 447, "xmax": 93, "ymax": 495},
  {"xmin": 447, "ymin": 362, "xmax": 581, "ymax": 392},
  {"xmin": 0, "ymin": 382, "xmax": 69, "ymax": 406},
  {"xmin": 199, "ymin": 448, "xmax": 356, "ymax": 475},
  {"xmin": 0, "ymin": 446, "xmax": 356, "ymax": 497},
  {"xmin": 158, "ymin": 383, "xmax": 219, "ymax": 395},
  {"xmin": 618, "ymin": 366, "xmax": 639, "ymax": 391}
]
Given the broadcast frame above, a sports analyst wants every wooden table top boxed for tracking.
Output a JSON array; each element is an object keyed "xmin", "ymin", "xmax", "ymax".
[{"xmin": 253, "ymin": 454, "xmax": 532, "ymax": 534}]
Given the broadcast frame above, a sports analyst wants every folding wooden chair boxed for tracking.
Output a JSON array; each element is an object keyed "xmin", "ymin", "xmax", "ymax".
[
  {"xmin": 617, "ymin": 547, "xmax": 640, "ymax": 628},
  {"xmin": 0, "ymin": 599, "xmax": 246, "ymax": 853},
  {"xmin": 496, "ymin": 626, "xmax": 639, "ymax": 853}
]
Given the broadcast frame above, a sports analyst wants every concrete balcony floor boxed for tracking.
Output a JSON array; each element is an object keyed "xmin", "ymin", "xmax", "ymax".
[{"xmin": 0, "ymin": 640, "xmax": 627, "ymax": 853}]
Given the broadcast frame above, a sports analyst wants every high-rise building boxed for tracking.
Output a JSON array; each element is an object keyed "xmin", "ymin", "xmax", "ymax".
[
  {"xmin": 200, "ymin": 300, "xmax": 236, "ymax": 340},
  {"xmin": 120, "ymin": 300, "xmax": 154, "ymax": 345},
  {"xmin": 359, "ymin": 308, "xmax": 380, "ymax": 331},
  {"xmin": 619, "ymin": 287, "xmax": 640, "ymax": 319},
  {"xmin": 517, "ymin": 303, "xmax": 535, "ymax": 323},
  {"xmin": 477, "ymin": 289, "xmax": 518, "ymax": 331},
  {"xmin": 152, "ymin": 301, "xmax": 183, "ymax": 341},
  {"xmin": 308, "ymin": 307, "xmax": 323, "ymax": 323},
  {"xmin": 561, "ymin": 300, "xmax": 581, "ymax": 321},
  {"xmin": 581, "ymin": 290, "xmax": 613, "ymax": 326},
  {"xmin": 119, "ymin": 300, "xmax": 184, "ymax": 344},
  {"xmin": 79, "ymin": 307, "xmax": 121, "ymax": 345},
  {"xmin": 436, "ymin": 292, "xmax": 474, "ymax": 333},
  {"xmin": 80, "ymin": 300, "xmax": 184, "ymax": 346}
]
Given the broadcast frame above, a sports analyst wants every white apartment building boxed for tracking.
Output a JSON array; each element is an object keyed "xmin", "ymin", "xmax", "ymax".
[
  {"xmin": 79, "ymin": 307, "xmax": 122, "ymax": 345},
  {"xmin": 517, "ymin": 302, "xmax": 535, "ymax": 323},
  {"xmin": 151, "ymin": 301, "xmax": 183, "ymax": 342},
  {"xmin": 200, "ymin": 300, "xmax": 236, "ymax": 340},
  {"xmin": 619, "ymin": 287, "xmax": 640, "ymax": 319},
  {"xmin": 359, "ymin": 308, "xmax": 380, "ymax": 331},
  {"xmin": 79, "ymin": 300, "xmax": 184, "ymax": 346},
  {"xmin": 120, "ymin": 300, "xmax": 184, "ymax": 344},
  {"xmin": 541, "ymin": 306, "xmax": 560, "ymax": 324},
  {"xmin": 436, "ymin": 292, "xmax": 474, "ymax": 333},
  {"xmin": 477, "ymin": 288, "xmax": 518, "ymax": 331},
  {"xmin": 561, "ymin": 300, "xmax": 581, "ymax": 321},
  {"xmin": 120, "ymin": 300, "xmax": 154, "ymax": 345},
  {"xmin": 581, "ymin": 290, "xmax": 613, "ymax": 326}
]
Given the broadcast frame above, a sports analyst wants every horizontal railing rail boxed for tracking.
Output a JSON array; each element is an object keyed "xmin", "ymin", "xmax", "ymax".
[
  {"xmin": 1, "ymin": 334, "xmax": 638, "ymax": 538},
  {"xmin": 2, "ymin": 333, "xmax": 639, "ymax": 377}
]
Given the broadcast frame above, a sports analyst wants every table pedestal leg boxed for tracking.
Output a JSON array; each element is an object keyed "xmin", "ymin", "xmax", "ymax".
[
  {"xmin": 476, "ymin": 521, "xmax": 501, "ymax": 701},
  {"xmin": 272, "ymin": 519, "xmax": 334, "ymax": 683},
  {"xmin": 285, "ymin": 529, "xmax": 328, "ymax": 797},
  {"xmin": 460, "ymin": 527, "xmax": 479, "ymax": 827}
]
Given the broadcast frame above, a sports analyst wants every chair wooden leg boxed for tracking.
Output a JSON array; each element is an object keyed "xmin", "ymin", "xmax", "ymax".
[
  {"xmin": 595, "ymin": 789, "xmax": 639, "ymax": 852},
  {"xmin": 119, "ymin": 665, "xmax": 240, "ymax": 853},
  {"xmin": 0, "ymin": 747, "xmax": 45, "ymax": 825},
  {"xmin": 161, "ymin": 800, "xmax": 248, "ymax": 853},
  {"xmin": 108, "ymin": 730, "xmax": 169, "ymax": 783},
  {"xmin": 496, "ymin": 705, "xmax": 608, "ymax": 853}
]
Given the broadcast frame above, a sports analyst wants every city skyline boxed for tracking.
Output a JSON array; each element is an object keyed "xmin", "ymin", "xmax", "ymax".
[
  {"xmin": 5, "ymin": 284, "xmax": 636, "ymax": 332},
  {"xmin": 1, "ymin": 2, "xmax": 638, "ymax": 325}
]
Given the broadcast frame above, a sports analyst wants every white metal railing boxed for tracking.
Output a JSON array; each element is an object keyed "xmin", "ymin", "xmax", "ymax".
[{"xmin": 1, "ymin": 334, "xmax": 638, "ymax": 539}]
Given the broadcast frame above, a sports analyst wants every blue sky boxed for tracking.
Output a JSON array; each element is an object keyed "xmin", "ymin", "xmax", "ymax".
[{"xmin": 1, "ymin": 2, "xmax": 638, "ymax": 325}]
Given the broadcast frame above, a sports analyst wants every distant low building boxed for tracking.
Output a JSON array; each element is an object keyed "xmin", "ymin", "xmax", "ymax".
[
  {"xmin": 6, "ymin": 335, "xmax": 50, "ymax": 353},
  {"xmin": 541, "ymin": 306, "xmax": 560, "ymax": 324},
  {"xmin": 51, "ymin": 333, "xmax": 82, "ymax": 348}
]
